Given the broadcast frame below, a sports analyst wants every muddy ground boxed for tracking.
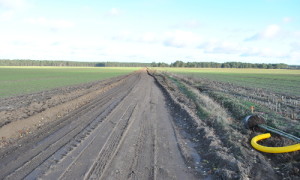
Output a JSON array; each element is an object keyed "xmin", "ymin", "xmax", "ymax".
[
  {"xmin": 151, "ymin": 71, "xmax": 299, "ymax": 180},
  {"xmin": 0, "ymin": 70, "xmax": 299, "ymax": 179}
]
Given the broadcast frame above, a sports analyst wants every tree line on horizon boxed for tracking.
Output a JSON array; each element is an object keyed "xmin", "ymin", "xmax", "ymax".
[
  {"xmin": 0, "ymin": 59, "xmax": 296, "ymax": 69},
  {"xmin": 162, "ymin": 61, "xmax": 289, "ymax": 69},
  {"xmin": 0, "ymin": 60, "xmax": 151, "ymax": 67}
]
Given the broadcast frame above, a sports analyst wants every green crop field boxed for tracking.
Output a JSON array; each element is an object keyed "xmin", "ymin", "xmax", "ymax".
[
  {"xmin": 154, "ymin": 68, "xmax": 300, "ymax": 96},
  {"xmin": 0, "ymin": 66, "xmax": 139, "ymax": 98}
]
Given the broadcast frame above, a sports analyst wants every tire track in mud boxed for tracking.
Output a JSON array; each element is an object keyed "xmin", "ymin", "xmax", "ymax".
[
  {"xmin": 0, "ymin": 74, "xmax": 140, "ymax": 180},
  {"xmin": 0, "ymin": 71, "xmax": 200, "ymax": 180},
  {"xmin": 84, "ymin": 104, "xmax": 137, "ymax": 180},
  {"xmin": 97, "ymin": 73, "xmax": 197, "ymax": 180},
  {"xmin": 99, "ymin": 76, "xmax": 156, "ymax": 180},
  {"xmin": 0, "ymin": 75, "xmax": 130, "ymax": 129}
]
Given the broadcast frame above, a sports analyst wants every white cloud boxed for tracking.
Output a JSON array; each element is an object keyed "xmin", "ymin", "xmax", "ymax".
[
  {"xmin": 283, "ymin": 17, "xmax": 292, "ymax": 23},
  {"xmin": 173, "ymin": 20, "xmax": 201, "ymax": 29},
  {"xmin": 241, "ymin": 47, "xmax": 268, "ymax": 57},
  {"xmin": 112, "ymin": 31, "xmax": 132, "ymax": 41},
  {"xmin": 24, "ymin": 17, "xmax": 75, "ymax": 30},
  {"xmin": 107, "ymin": 8, "xmax": 121, "ymax": 16},
  {"xmin": 112, "ymin": 31, "xmax": 159, "ymax": 44},
  {"xmin": 241, "ymin": 47, "xmax": 288, "ymax": 58},
  {"xmin": 199, "ymin": 40, "xmax": 242, "ymax": 54},
  {"xmin": 0, "ymin": 0, "xmax": 27, "ymax": 21},
  {"xmin": 184, "ymin": 20, "xmax": 201, "ymax": 28},
  {"xmin": 0, "ymin": 32, "xmax": 107, "ymax": 61},
  {"xmin": 137, "ymin": 32, "xmax": 157, "ymax": 43},
  {"xmin": 290, "ymin": 52, "xmax": 300, "ymax": 64},
  {"xmin": 0, "ymin": 10, "xmax": 14, "ymax": 21},
  {"xmin": 245, "ymin": 24, "xmax": 281, "ymax": 41},
  {"xmin": 293, "ymin": 31, "xmax": 300, "ymax": 38},
  {"xmin": 290, "ymin": 42, "xmax": 300, "ymax": 52},
  {"xmin": 198, "ymin": 38, "xmax": 289, "ymax": 59},
  {"xmin": 262, "ymin": 25, "xmax": 281, "ymax": 38},
  {"xmin": 82, "ymin": 5, "xmax": 92, "ymax": 11},
  {"xmin": 163, "ymin": 30, "xmax": 202, "ymax": 48},
  {"xmin": 0, "ymin": 0, "xmax": 26, "ymax": 9}
]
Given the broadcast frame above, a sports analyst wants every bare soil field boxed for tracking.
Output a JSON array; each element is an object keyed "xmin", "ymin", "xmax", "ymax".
[{"xmin": 0, "ymin": 69, "xmax": 299, "ymax": 179}]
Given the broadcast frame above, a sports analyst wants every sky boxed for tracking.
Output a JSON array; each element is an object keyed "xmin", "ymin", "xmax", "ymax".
[{"xmin": 0, "ymin": 0, "xmax": 300, "ymax": 65}]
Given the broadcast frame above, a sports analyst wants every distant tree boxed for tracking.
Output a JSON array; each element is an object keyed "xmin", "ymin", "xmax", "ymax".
[
  {"xmin": 151, "ymin": 62, "xmax": 157, "ymax": 67},
  {"xmin": 95, "ymin": 63, "xmax": 105, "ymax": 67},
  {"xmin": 266, "ymin": 64, "xmax": 272, "ymax": 69},
  {"xmin": 0, "ymin": 59, "xmax": 290, "ymax": 69},
  {"xmin": 172, "ymin": 61, "xmax": 185, "ymax": 67},
  {"xmin": 221, "ymin": 63, "xmax": 230, "ymax": 68},
  {"xmin": 157, "ymin": 62, "xmax": 169, "ymax": 67},
  {"xmin": 276, "ymin": 63, "xmax": 288, "ymax": 69}
]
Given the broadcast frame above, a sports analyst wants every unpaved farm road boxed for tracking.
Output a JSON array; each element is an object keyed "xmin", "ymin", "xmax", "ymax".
[{"xmin": 0, "ymin": 70, "xmax": 199, "ymax": 180}]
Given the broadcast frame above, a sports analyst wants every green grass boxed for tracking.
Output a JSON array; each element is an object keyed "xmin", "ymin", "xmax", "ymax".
[
  {"xmin": 155, "ymin": 68, "xmax": 300, "ymax": 136},
  {"xmin": 154, "ymin": 68, "xmax": 300, "ymax": 96},
  {"xmin": 0, "ymin": 66, "xmax": 139, "ymax": 98},
  {"xmin": 168, "ymin": 75, "xmax": 210, "ymax": 120}
]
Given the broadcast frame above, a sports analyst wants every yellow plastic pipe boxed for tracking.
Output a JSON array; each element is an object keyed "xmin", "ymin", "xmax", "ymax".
[{"xmin": 251, "ymin": 133, "xmax": 300, "ymax": 153}]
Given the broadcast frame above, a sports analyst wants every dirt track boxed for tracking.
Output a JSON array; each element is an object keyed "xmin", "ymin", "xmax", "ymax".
[{"xmin": 0, "ymin": 70, "xmax": 201, "ymax": 179}]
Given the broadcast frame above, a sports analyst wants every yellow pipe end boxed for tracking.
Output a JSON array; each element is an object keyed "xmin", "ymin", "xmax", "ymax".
[{"xmin": 251, "ymin": 133, "xmax": 300, "ymax": 153}]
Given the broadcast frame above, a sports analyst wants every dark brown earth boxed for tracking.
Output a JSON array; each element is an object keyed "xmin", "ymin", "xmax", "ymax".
[
  {"xmin": 245, "ymin": 115, "xmax": 266, "ymax": 130},
  {"xmin": 0, "ymin": 70, "xmax": 299, "ymax": 180}
]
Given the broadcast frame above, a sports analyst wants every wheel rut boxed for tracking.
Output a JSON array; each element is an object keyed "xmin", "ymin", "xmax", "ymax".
[
  {"xmin": 0, "ymin": 70, "xmax": 199, "ymax": 180},
  {"xmin": 1, "ymin": 74, "xmax": 139, "ymax": 179}
]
